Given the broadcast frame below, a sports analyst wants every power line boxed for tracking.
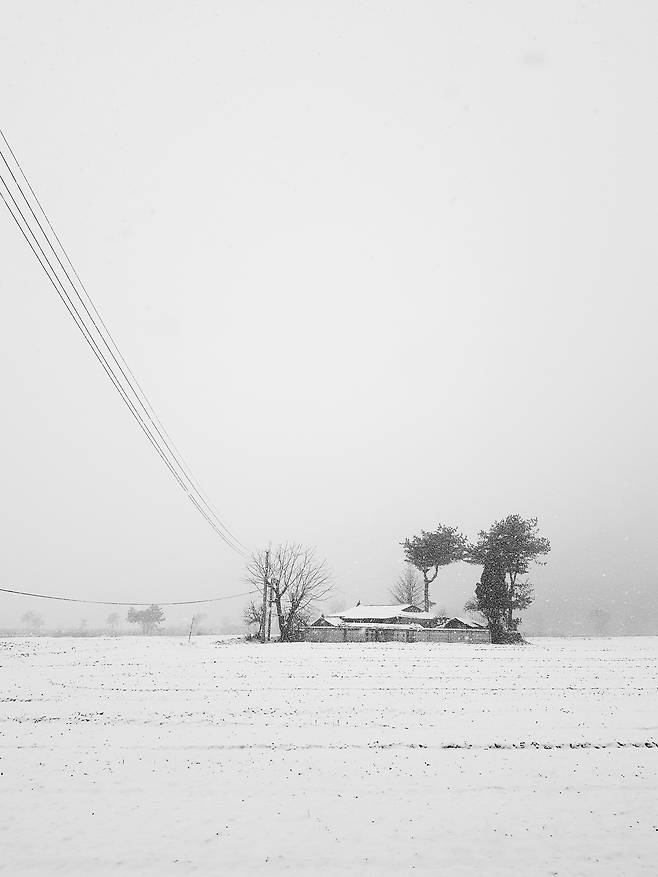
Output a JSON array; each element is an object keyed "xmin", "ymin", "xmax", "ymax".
[
  {"xmin": 0, "ymin": 131, "xmax": 227, "ymax": 528},
  {"xmin": 0, "ymin": 585, "xmax": 258, "ymax": 607},
  {"xmin": 0, "ymin": 184, "xmax": 192, "ymax": 496},
  {"xmin": 0, "ymin": 130, "xmax": 248, "ymax": 557},
  {"xmin": 0, "ymin": 147, "xmax": 245, "ymax": 556},
  {"xmin": 0, "ymin": 130, "xmax": 241, "ymax": 546},
  {"xmin": 0, "ymin": 180, "xmax": 241, "ymax": 552}
]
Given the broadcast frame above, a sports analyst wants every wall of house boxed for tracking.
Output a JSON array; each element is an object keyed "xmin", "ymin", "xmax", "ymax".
[
  {"xmin": 414, "ymin": 628, "xmax": 491, "ymax": 644},
  {"xmin": 302, "ymin": 627, "xmax": 491, "ymax": 644},
  {"xmin": 303, "ymin": 626, "xmax": 345, "ymax": 643},
  {"xmin": 344, "ymin": 627, "xmax": 367, "ymax": 643},
  {"xmin": 373, "ymin": 629, "xmax": 410, "ymax": 643}
]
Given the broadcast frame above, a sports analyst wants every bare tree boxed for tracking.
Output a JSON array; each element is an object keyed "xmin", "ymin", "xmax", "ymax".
[
  {"xmin": 21, "ymin": 611, "xmax": 44, "ymax": 634},
  {"xmin": 106, "ymin": 612, "xmax": 120, "ymax": 632},
  {"xmin": 243, "ymin": 600, "xmax": 265, "ymax": 638},
  {"xmin": 390, "ymin": 565, "xmax": 424, "ymax": 606},
  {"xmin": 245, "ymin": 543, "xmax": 332, "ymax": 642}
]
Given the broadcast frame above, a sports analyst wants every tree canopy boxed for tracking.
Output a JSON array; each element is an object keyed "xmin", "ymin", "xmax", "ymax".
[
  {"xmin": 127, "ymin": 604, "xmax": 165, "ymax": 635},
  {"xmin": 402, "ymin": 525, "xmax": 467, "ymax": 611},
  {"xmin": 466, "ymin": 514, "xmax": 550, "ymax": 635}
]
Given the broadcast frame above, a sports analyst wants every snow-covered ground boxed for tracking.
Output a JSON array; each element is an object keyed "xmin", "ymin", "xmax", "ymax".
[{"xmin": 1, "ymin": 636, "xmax": 657, "ymax": 875}]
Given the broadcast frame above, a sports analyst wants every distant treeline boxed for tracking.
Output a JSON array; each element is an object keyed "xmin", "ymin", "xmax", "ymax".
[{"xmin": 0, "ymin": 624, "xmax": 245, "ymax": 638}]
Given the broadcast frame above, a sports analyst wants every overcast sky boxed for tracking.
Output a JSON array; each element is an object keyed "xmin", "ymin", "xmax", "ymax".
[{"xmin": 1, "ymin": 1, "xmax": 656, "ymax": 630}]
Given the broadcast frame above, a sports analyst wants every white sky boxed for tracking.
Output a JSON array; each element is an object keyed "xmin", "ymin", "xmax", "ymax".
[{"xmin": 1, "ymin": 1, "xmax": 657, "ymax": 629}]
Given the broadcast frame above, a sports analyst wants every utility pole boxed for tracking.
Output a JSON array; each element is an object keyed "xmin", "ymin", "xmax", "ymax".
[
  {"xmin": 267, "ymin": 579, "xmax": 274, "ymax": 641},
  {"xmin": 260, "ymin": 549, "xmax": 270, "ymax": 644}
]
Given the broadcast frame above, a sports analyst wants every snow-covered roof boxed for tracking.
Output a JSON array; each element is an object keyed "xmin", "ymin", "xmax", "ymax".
[
  {"xmin": 399, "ymin": 610, "xmax": 437, "ymax": 622},
  {"xmin": 441, "ymin": 616, "xmax": 486, "ymax": 629},
  {"xmin": 341, "ymin": 622, "xmax": 423, "ymax": 631},
  {"xmin": 330, "ymin": 604, "xmax": 422, "ymax": 621},
  {"xmin": 309, "ymin": 615, "xmax": 343, "ymax": 627}
]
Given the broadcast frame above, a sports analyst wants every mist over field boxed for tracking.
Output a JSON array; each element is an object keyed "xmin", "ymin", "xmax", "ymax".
[
  {"xmin": 1, "ymin": 1, "xmax": 657, "ymax": 634},
  {"xmin": 2, "ymin": 5, "xmax": 658, "ymax": 875}
]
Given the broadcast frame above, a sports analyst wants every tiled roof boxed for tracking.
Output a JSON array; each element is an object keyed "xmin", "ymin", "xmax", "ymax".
[{"xmin": 329, "ymin": 604, "xmax": 436, "ymax": 621}]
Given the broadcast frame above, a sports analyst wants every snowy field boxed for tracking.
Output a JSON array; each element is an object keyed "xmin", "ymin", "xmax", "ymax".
[{"xmin": 1, "ymin": 636, "xmax": 657, "ymax": 876}]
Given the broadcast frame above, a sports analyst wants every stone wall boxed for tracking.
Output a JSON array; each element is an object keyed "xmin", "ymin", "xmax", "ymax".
[
  {"xmin": 303, "ymin": 626, "xmax": 345, "ymax": 643},
  {"xmin": 344, "ymin": 627, "xmax": 367, "ymax": 643},
  {"xmin": 302, "ymin": 626, "xmax": 491, "ymax": 644},
  {"xmin": 414, "ymin": 628, "xmax": 491, "ymax": 644}
]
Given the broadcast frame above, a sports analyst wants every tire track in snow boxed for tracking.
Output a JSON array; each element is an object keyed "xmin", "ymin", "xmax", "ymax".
[{"xmin": 2, "ymin": 740, "xmax": 657, "ymax": 751}]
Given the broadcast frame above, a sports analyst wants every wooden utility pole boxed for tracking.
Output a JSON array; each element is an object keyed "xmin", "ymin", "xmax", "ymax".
[
  {"xmin": 260, "ymin": 549, "xmax": 270, "ymax": 643},
  {"xmin": 267, "ymin": 579, "xmax": 274, "ymax": 641}
]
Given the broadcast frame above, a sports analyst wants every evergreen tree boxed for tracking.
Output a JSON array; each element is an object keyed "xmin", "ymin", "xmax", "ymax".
[
  {"xmin": 465, "ymin": 551, "xmax": 507, "ymax": 641},
  {"xmin": 402, "ymin": 525, "xmax": 467, "ymax": 612},
  {"xmin": 467, "ymin": 514, "xmax": 550, "ymax": 635}
]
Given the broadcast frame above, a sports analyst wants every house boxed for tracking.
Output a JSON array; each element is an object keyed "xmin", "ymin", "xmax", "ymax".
[
  {"xmin": 303, "ymin": 604, "xmax": 490, "ymax": 644},
  {"xmin": 441, "ymin": 617, "xmax": 487, "ymax": 630},
  {"xmin": 324, "ymin": 604, "xmax": 439, "ymax": 628}
]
